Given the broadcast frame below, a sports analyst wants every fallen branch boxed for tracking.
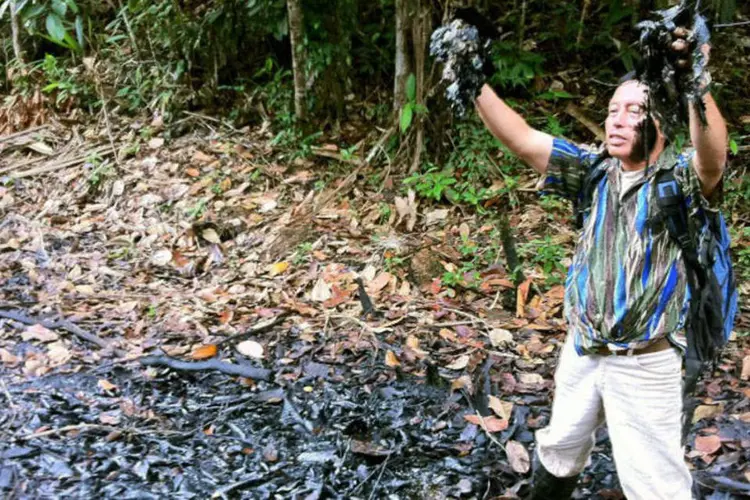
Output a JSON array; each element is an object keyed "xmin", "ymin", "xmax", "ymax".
[
  {"xmin": 139, "ymin": 354, "xmax": 273, "ymax": 381},
  {"xmin": 211, "ymin": 473, "xmax": 266, "ymax": 499},
  {"xmin": 19, "ymin": 423, "xmax": 121, "ymax": 440},
  {"xmin": 214, "ymin": 315, "xmax": 287, "ymax": 347},
  {"xmin": 0, "ymin": 308, "xmax": 123, "ymax": 356},
  {"xmin": 10, "ymin": 145, "xmax": 116, "ymax": 178},
  {"xmin": 564, "ymin": 102, "xmax": 605, "ymax": 141},
  {"xmin": 0, "ymin": 125, "xmax": 49, "ymax": 145}
]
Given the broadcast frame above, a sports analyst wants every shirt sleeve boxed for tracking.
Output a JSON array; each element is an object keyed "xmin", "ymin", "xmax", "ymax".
[{"xmin": 541, "ymin": 137, "xmax": 600, "ymax": 201}]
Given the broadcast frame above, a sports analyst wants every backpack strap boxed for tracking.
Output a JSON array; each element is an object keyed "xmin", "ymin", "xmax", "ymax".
[{"xmin": 653, "ymin": 166, "xmax": 711, "ymax": 444}]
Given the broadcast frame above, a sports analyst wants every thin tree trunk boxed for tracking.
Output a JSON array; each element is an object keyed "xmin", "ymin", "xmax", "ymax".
[
  {"xmin": 575, "ymin": 0, "xmax": 592, "ymax": 51},
  {"xmin": 10, "ymin": 0, "xmax": 25, "ymax": 65},
  {"xmin": 393, "ymin": 0, "xmax": 412, "ymax": 111},
  {"xmin": 287, "ymin": 0, "xmax": 306, "ymax": 120},
  {"xmin": 409, "ymin": 2, "xmax": 428, "ymax": 173},
  {"xmin": 517, "ymin": 0, "xmax": 527, "ymax": 50}
]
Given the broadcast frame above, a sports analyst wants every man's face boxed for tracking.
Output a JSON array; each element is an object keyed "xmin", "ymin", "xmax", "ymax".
[{"xmin": 604, "ymin": 81, "xmax": 652, "ymax": 163}]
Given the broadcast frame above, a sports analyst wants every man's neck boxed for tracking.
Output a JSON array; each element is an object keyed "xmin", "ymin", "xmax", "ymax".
[{"xmin": 620, "ymin": 144, "xmax": 665, "ymax": 172}]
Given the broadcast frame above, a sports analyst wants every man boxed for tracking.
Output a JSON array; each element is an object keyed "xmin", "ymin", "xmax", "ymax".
[{"xmin": 474, "ymin": 42, "xmax": 727, "ymax": 500}]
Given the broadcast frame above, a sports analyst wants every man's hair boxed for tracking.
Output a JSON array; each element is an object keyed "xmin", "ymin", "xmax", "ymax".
[{"xmin": 618, "ymin": 71, "xmax": 638, "ymax": 85}]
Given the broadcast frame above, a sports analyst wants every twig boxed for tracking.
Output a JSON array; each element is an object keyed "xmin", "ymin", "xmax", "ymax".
[
  {"xmin": 310, "ymin": 147, "xmax": 361, "ymax": 164},
  {"xmin": 211, "ymin": 474, "xmax": 265, "ymax": 499},
  {"xmin": 0, "ymin": 125, "xmax": 48, "ymax": 145},
  {"xmin": 182, "ymin": 111, "xmax": 239, "ymax": 133},
  {"xmin": 564, "ymin": 102, "xmax": 605, "ymax": 141},
  {"xmin": 10, "ymin": 145, "xmax": 116, "ymax": 178},
  {"xmin": 368, "ymin": 451, "xmax": 392, "ymax": 500},
  {"xmin": 473, "ymin": 410, "xmax": 507, "ymax": 453},
  {"xmin": 19, "ymin": 423, "xmax": 121, "ymax": 440},
  {"xmin": 0, "ymin": 379, "xmax": 17, "ymax": 410},
  {"xmin": 139, "ymin": 354, "xmax": 272, "ymax": 381},
  {"xmin": 214, "ymin": 315, "xmax": 287, "ymax": 347},
  {"xmin": 0, "ymin": 308, "xmax": 123, "ymax": 355},
  {"xmin": 714, "ymin": 20, "xmax": 750, "ymax": 28}
]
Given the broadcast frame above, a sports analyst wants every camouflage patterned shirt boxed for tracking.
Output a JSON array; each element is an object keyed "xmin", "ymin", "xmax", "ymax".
[{"xmin": 542, "ymin": 137, "xmax": 715, "ymax": 355}]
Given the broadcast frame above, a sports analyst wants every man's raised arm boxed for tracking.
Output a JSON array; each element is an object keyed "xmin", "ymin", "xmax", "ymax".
[
  {"xmin": 475, "ymin": 84, "xmax": 554, "ymax": 175},
  {"xmin": 690, "ymin": 90, "xmax": 727, "ymax": 198}
]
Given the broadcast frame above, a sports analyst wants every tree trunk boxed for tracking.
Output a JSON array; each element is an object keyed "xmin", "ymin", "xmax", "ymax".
[
  {"xmin": 10, "ymin": 0, "xmax": 25, "ymax": 65},
  {"xmin": 287, "ymin": 0, "xmax": 306, "ymax": 120},
  {"xmin": 393, "ymin": 0, "xmax": 412, "ymax": 111},
  {"xmin": 409, "ymin": 2, "xmax": 428, "ymax": 173}
]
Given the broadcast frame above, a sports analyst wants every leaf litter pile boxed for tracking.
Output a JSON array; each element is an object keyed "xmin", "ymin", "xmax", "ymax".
[{"xmin": 0, "ymin": 118, "xmax": 749, "ymax": 499}]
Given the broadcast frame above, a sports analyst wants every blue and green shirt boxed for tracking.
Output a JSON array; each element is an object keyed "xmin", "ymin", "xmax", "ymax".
[{"xmin": 543, "ymin": 138, "xmax": 716, "ymax": 355}]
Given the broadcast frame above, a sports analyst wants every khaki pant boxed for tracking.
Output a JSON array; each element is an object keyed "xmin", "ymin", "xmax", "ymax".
[{"xmin": 535, "ymin": 337, "xmax": 693, "ymax": 500}]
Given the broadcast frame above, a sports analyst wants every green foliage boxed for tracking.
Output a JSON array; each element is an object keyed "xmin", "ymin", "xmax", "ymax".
[
  {"xmin": 399, "ymin": 73, "xmax": 427, "ymax": 133},
  {"xmin": 403, "ymin": 166, "xmax": 456, "ymax": 202},
  {"xmin": 520, "ymin": 236, "xmax": 567, "ymax": 285},
  {"xmin": 490, "ymin": 41, "xmax": 545, "ymax": 89},
  {"xmin": 85, "ymin": 153, "xmax": 112, "ymax": 189},
  {"xmin": 292, "ymin": 242, "xmax": 313, "ymax": 265},
  {"xmin": 405, "ymin": 116, "xmax": 524, "ymax": 208},
  {"xmin": 39, "ymin": 54, "xmax": 95, "ymax": 106},
  {"xmin": 186, "ymin": 198, "xmax": 208, "ymax": 219},
  {"xmin": 11, "ymin": 0, "xmax": 85, "ymax": 52}
]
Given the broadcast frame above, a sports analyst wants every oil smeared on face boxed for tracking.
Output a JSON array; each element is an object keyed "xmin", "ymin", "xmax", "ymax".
[
  {"xmin": 635, "ymin": 0, "xmax": 711, "ymax": 140},
  {"xmin": 429, "ymin": 20, "xmax": 490, "ymax": 117}
]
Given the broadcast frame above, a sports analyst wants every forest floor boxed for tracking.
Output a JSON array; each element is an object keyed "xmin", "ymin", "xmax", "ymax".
[{"xmin": 0, "ymin": 110, "xmax": 748, "ymax": 499}]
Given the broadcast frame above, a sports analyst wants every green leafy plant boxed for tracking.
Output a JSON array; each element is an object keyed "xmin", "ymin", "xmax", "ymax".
[
  {"xmin": 187, "ymin": 199, "xmax": 208, "ymax": 219},
  {"xmin": 399, "ymin": 73, "xmax": 427, "ymax": 133},
  {"xmin": 520, "ymin": 236, "xmax": 568, "ymax": 285},
  {"xmin": 292, "ymin": 242, "xmax": 313, "ymax": 265},
  {"xmin": 490, "ymin": 41, "xmax": 545, "ymax": 89},
  {"xmin": 403, "ymin": 166, "xmax": 456, "ymax": 202},
  {"xmin": 8, "ymin": 0, "xmax": 85, "ymax": 52},
  {"xmin": 39, "ymin": 54, "xmax": 94, "ymax": 107}
]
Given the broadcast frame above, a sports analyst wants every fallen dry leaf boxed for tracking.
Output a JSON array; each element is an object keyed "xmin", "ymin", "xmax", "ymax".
[
  {"xmin": 693, "ymin": 403, "xmax": 725, "ymax": 423},
  {"xmin": 0, "ymin": 348, "xmax": 20, "ymax": 366},
  {"xmin": 741, "ymin": 355, "xmax": 750, "ymax": 381},
  {"xmin": 47, "ymin": 341, "xmax": 72, "ymax": 366},
  {"xmin": 191, "ymin": 344, "xmax": 218, "ymax": 360},
  {"xmin": 507, "ymin": 441, "xmax": 531, "ymax": 473},
  {"xmin": 99, "ymin": 411, "xmax": 122, "ymax": 425},
  {"xmin": 98, "ymin": 379, "xmax": 118, "ymax": 392},
  {"xmin": 694, "ymin": 434, "xmax": 721, "ymax": 454},
  {"xmin": 193, "ymin": 150, "xmax": 214, "ymax": 163},
  {"xmin": 488, "ymin": 395, "xmax": 514, "ymax": 421},
  {"xmin": 369, "ymin": 272, "xmax": 392, "ymax": 293},
  {"xmin": 516, "ymin": 278, "xmax": 532, "ymax": 318},
  {"xmin": 489, "ymin": 329, "xmax": 513, "ymax": 347},
  {"xmin": 151, "ymin": 249, "xmax": 173, "ymax": 266},
  {"xmin": 268, "ymin": 261, "xmax": 290, "ymax": 277},
  {"xmin": 201, "ymin": 228, "xmax": 221, "ymax": 244},
  {"xmin": 323, "ymin": 285, "xmax": 351, "ymax": 309},
  {"xmin": 311, "ymin": 278, "xmax": 332, "ymax": 302},
  {"xmin": 385, "ymin": 350, "xmax": 401, "ymax": 367},
  {"xmin": 464, "ymin": 414, "xmax": 508, "ymax": 432},
  {"xmin": 451, "ymin": 375, "xmax": 474, "ymax": 392},
  {"xmin": 406, "ymin": 335, "xmax": 420, "ymax": 350},
  {"xmin": 22, "ymin": 324, "xmax": 59, "ymax": 343},
  {"xmin": 518, "ymin": 373, "xmax": 544, "ymax": 385},
  {"xmin": 236, "ymin": 340, "xmax": 264, "ymax": 359},
  {"xmin": 445, "ymin": 355, "xmax": 469, "ymax": 371}
]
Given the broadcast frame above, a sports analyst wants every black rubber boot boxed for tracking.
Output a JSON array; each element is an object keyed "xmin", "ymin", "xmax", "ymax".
[{"xmin": 528, "ymin": 452, "xmax": 579, "ymax": 500}]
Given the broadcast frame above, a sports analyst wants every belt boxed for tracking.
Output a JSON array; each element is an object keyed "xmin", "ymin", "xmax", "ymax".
[{"xmin": 591, "ymin": 337, "xmax": 672, "ymax": 357}]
